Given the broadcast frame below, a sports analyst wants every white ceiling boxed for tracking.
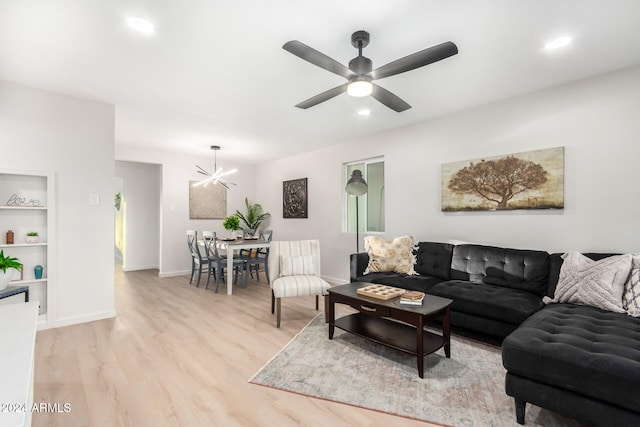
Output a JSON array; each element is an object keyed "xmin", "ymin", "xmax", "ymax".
[{"xmin": 2, "ymin": 1, "xmax": 640, "ymax": 164}]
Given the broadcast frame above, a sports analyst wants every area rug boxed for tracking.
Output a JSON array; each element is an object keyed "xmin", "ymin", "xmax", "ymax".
[{"xmin": 249, "ymin": 314, "xmax": 580, "ymax": 427}]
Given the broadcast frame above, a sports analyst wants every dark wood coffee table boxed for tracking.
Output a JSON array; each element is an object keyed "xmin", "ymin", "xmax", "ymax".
[{"xmin": 327, "ymin": 282, "xmax": 452, "ymax": 378}]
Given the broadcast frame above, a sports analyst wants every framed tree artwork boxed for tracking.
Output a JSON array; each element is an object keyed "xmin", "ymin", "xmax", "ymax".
[
  {"xmin": 283, "ymin": 178, "xmax": 308, "ymax": 218},
  {"xmin": 441, "ymin": 147, "xmax": 564, "ymax": 212}
]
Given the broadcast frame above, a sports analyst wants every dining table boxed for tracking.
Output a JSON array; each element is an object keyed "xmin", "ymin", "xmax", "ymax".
[{"xmin": 216, "ymin": 237, "xmax": 270, "ymax": 295}]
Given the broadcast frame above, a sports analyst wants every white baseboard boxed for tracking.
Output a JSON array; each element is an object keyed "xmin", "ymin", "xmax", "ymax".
[
  {"xmin": 49, "ymin": 309, "xmax": 116, "ymax": 330},
  {"xmin": 322, "ymin": 275, "xmax": 349, "ymax": 286},
  {"xmin": 122, "ymin": 264, "xmax": 159, "ymax": 272},
  {"xmin": 159, "ymin": 270, "xmax": 191, "ymax": 278}
]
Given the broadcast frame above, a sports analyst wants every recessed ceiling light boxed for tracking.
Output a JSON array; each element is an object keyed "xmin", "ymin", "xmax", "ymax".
[
  {"xmin": 127, "ymin": 17, "xmax": 155, "ymax": 35},
  {"xmin": 544, "ymin": 36, "xmax": 571, "ymax": 51},
  {"xmin": 357, "ymin": 109, "xmax": 371, "ymax": 116}
]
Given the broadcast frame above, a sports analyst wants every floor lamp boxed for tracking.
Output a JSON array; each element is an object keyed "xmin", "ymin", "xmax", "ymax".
[{"xmin": 345, "ymin": 170, "xmax": 368, "ymax": 253}]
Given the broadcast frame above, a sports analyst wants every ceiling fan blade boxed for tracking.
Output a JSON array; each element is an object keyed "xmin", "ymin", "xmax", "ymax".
[
  {"xmin": 369, "ymin": 41, "xmax": 458, "ymax": 80},
  {"xmin": 295, "ymin": 83, "xmax": 349, "ymax": 109},
  {"xmin": 283, "ymin": 40, "xmax": 356, "ymax": 79},
  {"xmin": 371, "ymin": 84, "xmax": 411, "ymax": 112}
]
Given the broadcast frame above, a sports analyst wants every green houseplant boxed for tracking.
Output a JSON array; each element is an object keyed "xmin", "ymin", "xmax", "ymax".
[
  {"xmin": 222, "ymin": 214, "xmax": 240, "ymax": 239},
  {"xmin": 236, "ymin": 197, "xmax": 270, "ymax": 236},
  {"xmin": 26, "ymin": 231, "xmax": 39, "ymax": 243},
  {"xmin": 0, "ymin": 250, "xmax": 23, "ymax": 290}
]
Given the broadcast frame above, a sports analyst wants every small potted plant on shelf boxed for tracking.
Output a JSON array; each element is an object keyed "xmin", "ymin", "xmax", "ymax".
[
  {"xmin": 236, "ymin": 197, "xmax": 270, "ymax": 237},
  {"xmin": 222, "ymin": 214, "xmax": 240, "ymax": 239},
  {"xmin": 0, "ymin": 250, "xmax": 23, "ymax": 290},
  {"xmin": 25, "ymin": 231, "xmax": 39, "ymax": 244}
]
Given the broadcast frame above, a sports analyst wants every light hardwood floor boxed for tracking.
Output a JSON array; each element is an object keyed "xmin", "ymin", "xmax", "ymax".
[{"xmin": 33, "ymin": 266, "xmax": 438, "ymax": 426}]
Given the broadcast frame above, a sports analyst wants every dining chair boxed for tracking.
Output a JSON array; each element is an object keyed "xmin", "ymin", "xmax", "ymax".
[
  {"xmin": 202, "ymin": 231, "xmax": 245, "ymax": 292},
  {"xmin": 245, "ymin": 229, "xmax": 273, "ymax": 282},
  {"xmin": 187, "ymin": 229, "xmax": 208, "ymax": 287},
  {"xmin": 268, "ymin": 239, "xmax": 331, "ymax": 328}
]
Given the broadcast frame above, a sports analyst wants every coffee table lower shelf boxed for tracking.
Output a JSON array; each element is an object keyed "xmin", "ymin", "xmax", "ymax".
[{"xmin": 333, "ymin": 313, "xmax": 446, "ymax": 360}]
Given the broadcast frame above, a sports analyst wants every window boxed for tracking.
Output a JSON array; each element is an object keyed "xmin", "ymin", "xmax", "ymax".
[{"xmin": 345, "ymin": 158, "xmax": 385, "ymax": 233}]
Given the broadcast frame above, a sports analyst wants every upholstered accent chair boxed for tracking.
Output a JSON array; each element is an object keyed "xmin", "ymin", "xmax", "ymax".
[{"xmin": 268, "ymin": 240, "xmax": 331, "ymax": 328}]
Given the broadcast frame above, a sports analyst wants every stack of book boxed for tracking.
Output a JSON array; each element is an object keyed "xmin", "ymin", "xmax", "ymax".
[{"xmin": 400, "ymin": 291, "xmax": 425, "ymax": 305}]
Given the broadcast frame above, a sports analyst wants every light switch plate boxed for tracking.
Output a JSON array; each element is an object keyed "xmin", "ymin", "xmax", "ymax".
[{"xmin": 89, "ymin": 194, "xmax": 99, "ymax": 206}]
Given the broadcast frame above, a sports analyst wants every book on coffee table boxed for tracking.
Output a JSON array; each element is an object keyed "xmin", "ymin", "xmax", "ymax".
[{"xmin": 400, "ymin": 291, "xmax": 425, "ymax": 305}]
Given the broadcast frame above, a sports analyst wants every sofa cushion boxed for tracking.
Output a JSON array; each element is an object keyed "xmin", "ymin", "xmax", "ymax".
[
  {"xmin": 427, "ymin": 280, "xmax": 544, "ymax": 325},
  {"xmin": 451, "ymin": 244, "xmax": 549, "ymax": 296},
  {"xmin": 502, "ymin": 303, "xmax": 640, "ymax": 413},
  {"xmin": 414, "ymin": 242, "xmax": 453, "ymax": 280},
  {"xmin": 547, "ymin": 252, "xmax": 618, "ymax": 297},
  {"xmin": 363, "ymin": 235, "xmax": 417, "ymax": 275},
  {"xmin": 355, "ymin": 272, "xmax": 443, "ymax": 293},
  {"xmin": 544, "ymin": 252, "xmax": 631, "ymax": 313}
]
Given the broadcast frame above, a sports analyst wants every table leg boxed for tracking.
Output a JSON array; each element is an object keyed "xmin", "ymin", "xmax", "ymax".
[
  {"xmin": 226, "ymin": 249, "xmax": 233, "ymax": 295},
  {"xmin": 328, "ymin": 295, "xmax": 335, "ymax": 339},
  {"xmin": 417, "ymin": 315, "xmax": 424, "ymax": 378},
  {"xmin": 443, "ymin": 306, "xmax": 451, "ymax": 358}
]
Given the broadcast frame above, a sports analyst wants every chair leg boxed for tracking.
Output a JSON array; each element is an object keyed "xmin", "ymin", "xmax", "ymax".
[
  {"xmin": 265, "ymin": 263, "xmax": 269, "ymax": 283},
  {"xmin": 190, "ymin": 260, "xmax": 195, "ymax": 284},
  {"xmin": 196, "ymin": 265, "xmax": 202, "ymax": 287},
  {"xmin": 271, "ymin": 291, "xmax": 275, "ymax": 314},
  {"xmin": 276, "ymin": 298, "xmax": 281, "ymax": 328},
  {"xmin": 205, "ymin": 265, "xmax": 212, "ymax": 290},
  {"xmin": 214, "ymin": 267, "xmax": 221, "ymax": 293},
  {"xmin": 315, "ymin": 295, "xmax": 319, "ymax": 310}
]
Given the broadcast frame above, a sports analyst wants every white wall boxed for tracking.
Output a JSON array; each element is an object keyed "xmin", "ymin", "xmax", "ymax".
[
  {"xmin": 114, "ymin": 161, "xmax": 161, "ymax": 271},
  {"xmin": 256, "ymin": 66, "xmax": 640, "ymax": 284},
  {"xmin": 115, "ymin": 145, "xmax": 258, "ymax": 276},
  {"xmin": 0, "ymin": 80, "xmax": 115, "ymax": 328}
]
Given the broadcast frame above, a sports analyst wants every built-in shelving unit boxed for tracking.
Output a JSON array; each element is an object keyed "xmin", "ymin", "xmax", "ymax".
[{"xmin": 0, "ymin": 169, "xmax": 55, "ymax": 329}]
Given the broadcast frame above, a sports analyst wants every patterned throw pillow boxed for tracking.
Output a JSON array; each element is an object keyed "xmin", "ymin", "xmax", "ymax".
[
  {"xmin": 623, "ymin": 254, "xmax": 640, "ymax": 317},
  {"xmin": 280, "ymin": 255, "xmax": 315, "ymax": 277},
  {"xmin": 363, "ymin": 235, "xmax": 418, "ymax": 275},
  {"xmin": 543, "ymin": 251, "xmax": 631, "ymax": 313}
]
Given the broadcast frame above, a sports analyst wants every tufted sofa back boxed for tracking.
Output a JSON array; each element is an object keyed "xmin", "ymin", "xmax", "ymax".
[
  {"xmin": 414, "ymin": 242, "xmax": 454, "ymax": 280},
  {"xmin": 451, "ymin": 244, "xmax": 550, "ymax": 296}
]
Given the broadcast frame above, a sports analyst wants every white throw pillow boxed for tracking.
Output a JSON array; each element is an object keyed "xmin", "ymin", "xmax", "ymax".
[
  {"xmin": 544, "ymin": 251, "xmax": 631, "ymax": 313},
  {"xmin": 363, "ymin": 235, "xmax": 418, "ymax": 276},
  {"xmin": 623, "ymin": 254, "xmax": 640, "ymax": 317},
  {"xmin": 280, "ymin": 255, "xmax": 315, "ymax": 277}
]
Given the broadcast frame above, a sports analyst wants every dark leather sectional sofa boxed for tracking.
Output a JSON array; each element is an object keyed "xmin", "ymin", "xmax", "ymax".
[{"xmin": 349, "ymin": 242, "xmax": 640, "ymax": 426}]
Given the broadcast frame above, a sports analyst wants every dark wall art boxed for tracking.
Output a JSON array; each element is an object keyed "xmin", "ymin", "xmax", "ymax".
[
  {"xmin": 283, "ymin": 178, "xmax": 308, "ymax": 218},
  {"xmin": 441, "ymin": 147, "xmax": 564, "ymax": 212}
]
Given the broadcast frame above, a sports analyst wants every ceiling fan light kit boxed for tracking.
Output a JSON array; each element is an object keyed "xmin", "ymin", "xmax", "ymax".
[{"xmin": 283, "ymin": 30, "xmax": 458, "ymax": 112}]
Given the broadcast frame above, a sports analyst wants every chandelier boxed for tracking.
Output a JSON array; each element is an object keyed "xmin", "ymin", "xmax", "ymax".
[{"xmin": 193, "ymin": 145, "xmax": 237, "ymax": 189}]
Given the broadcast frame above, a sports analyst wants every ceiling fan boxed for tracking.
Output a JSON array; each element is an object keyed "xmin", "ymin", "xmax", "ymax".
[{"xmin": 283, "ymin": 31, "xmax": 458, "ymax": 112}]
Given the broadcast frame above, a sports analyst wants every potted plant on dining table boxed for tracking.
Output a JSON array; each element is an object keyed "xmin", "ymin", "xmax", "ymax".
[
  {"xmin": 236, "ymin": 197, "xmax": 270, "ymax": 237},
  {"xmin": 222, "ymin": 214, "xmax": 240, "ymax": 239}
]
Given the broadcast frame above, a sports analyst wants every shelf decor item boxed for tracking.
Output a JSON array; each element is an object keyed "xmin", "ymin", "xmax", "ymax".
[
  {"xmin": 25, "ymin": 231, "xmax": 39, "ymax": 244},
  {"xmin": 34, "ymin": 265, "xmax": 43, "ymax": 280},
  {"xmin": 6, "ymin": 230, "xmax": 14, "ymax": 244},
  {"xmin": 0, "ymin": 250, "xmax": 23, "ymax": 290}
]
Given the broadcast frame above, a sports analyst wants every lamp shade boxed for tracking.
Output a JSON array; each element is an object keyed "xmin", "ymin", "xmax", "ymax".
[{"xmin": 345, "ymin": 169, "xmax": 368, "ymax": 196}]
